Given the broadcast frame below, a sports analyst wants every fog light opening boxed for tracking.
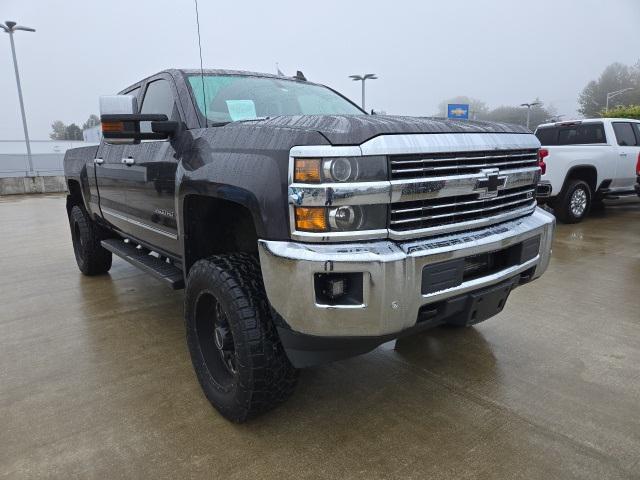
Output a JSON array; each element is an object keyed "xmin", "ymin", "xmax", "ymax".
[{"xmin": 314, "ymin": 272, "xmax": 364, "ymax": 306}]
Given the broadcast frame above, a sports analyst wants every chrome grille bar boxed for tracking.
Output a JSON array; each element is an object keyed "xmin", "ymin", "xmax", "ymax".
[
  {"xmin": 391, "ymin": 198, "xmax": 536, "ymax": 225},
  {"xmin": 390, "ymin": 151, "xmax": 537, "ymax": 165},
  {"xmin": 391, "ymin": 148, "xmax": 539, "ymax": 180},
  {"xmin": 391, "ymin": 187, "xmax": 536, "ymax": 214}
]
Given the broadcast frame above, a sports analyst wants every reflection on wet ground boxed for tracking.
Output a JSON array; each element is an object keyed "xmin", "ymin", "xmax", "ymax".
[{"xmin": 1, "ymin": 194, "xmax": 639, "ymax": 479}]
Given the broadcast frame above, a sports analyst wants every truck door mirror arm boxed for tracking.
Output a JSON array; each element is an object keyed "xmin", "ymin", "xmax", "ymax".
[{"xmin": 100, "ymin": 113, "xmax": 178, "ymax": 144}]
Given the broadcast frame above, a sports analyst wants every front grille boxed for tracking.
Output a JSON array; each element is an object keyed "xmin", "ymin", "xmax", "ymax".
[
  {"xmin": 390, "ymin": 148, "xmax": 539, "ymax": 180},
  {"xmin": 390, "ymin": 185, "xmax": 536, "ymax": 232}
]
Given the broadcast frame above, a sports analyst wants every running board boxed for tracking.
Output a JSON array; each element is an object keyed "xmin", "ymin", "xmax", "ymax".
[
  {"xmin": 101, "ymin": 239, "xmax": 184, "ymax": 289},
  {"xmin": 600, "ymin": 189, "xmax": 637, "ymax": 200}
]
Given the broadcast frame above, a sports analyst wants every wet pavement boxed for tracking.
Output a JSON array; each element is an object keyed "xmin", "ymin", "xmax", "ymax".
[{"xmin": 1, "ymin": 194, "xmax": 639, "ymax": 479}]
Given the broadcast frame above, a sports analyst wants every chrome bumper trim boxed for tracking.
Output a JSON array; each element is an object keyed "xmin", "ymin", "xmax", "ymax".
[{"xmin": 259, "ymin": 207, "xmax": 555, "ymax": 337}]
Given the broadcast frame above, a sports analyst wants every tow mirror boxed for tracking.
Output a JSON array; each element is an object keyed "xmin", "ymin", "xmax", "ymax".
[{"xmin": 99, "ymin": 95, "xmax": 178, "ymax": 145}]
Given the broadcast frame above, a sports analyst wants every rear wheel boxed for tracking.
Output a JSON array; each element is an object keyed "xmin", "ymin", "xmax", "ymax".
[
  {"xmin": 554, "ymin": 179, "xmax": 591, "ymax": 224},
  {"xmin": 68, "ymin": 205, "xmax": 112, "ymax": 275},
  {"xmin": 185, "ymin": 253, "xmax": 298, "ymax": 423}
]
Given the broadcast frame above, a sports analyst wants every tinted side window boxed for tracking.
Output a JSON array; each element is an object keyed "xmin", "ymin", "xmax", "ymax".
[
  {"xmin": 557, "ymin": 123, "xmax": 606, "ymax": 145},
  {"xmin": 140, "ymin": 79, "xmax": 178, "ymax": 133},
  {"xmin": 535, "ymin": 127, "xmax": 558, "ymax": 145},
  {"xmin": 613, "ymin": 122, "xmax": 637, "ymax": 146},
  {"xmin": 632, "ymin": 123, "xmax": 640, "ymax": 144}
]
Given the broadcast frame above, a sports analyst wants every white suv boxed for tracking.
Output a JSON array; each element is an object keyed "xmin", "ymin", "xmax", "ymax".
[{"xmin": 535, "ymin": 118, "xmax": 640, "ymax": 223}]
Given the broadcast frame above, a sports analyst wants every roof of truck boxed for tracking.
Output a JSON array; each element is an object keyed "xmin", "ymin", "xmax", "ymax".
[{"xmin": 537, "ymin": 118, "xmax": 640, "ymax": 129}]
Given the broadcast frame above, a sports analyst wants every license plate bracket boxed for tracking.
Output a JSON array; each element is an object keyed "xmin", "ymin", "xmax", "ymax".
[
  {"xmin": 446, "ymin": 278, "xmax": 518, "ymax": 327},
  {"xmin": 466, "ymin": 281, "xmax": 514, "ymax": 325}
]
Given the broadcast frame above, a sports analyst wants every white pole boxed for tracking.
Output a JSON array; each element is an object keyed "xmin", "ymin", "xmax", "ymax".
[{"xmin": 8, "ymin": 30, "xmax": 34, "ymax": 176}]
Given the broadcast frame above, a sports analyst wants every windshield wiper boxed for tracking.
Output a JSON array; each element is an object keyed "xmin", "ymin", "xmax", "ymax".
[
  {"xmin": 233, "ymin": 117, "xmax": 270, "ymax": 123},
  {"xmin": 206, "ymin": 117, "xmax": 270, "ymax": 127}
]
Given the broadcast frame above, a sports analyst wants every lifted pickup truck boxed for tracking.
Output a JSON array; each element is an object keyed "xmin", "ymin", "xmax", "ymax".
[
  {"xmin": 535, "ymin": 118, "xmax": 640, "ymax": 223},
  {"xmin": 64, "ymin": 69, "xmax": 554, "ymax": 422}
]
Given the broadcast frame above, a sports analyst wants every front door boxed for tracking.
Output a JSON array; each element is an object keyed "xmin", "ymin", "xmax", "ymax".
[{"xmin": 96, "ymin": 76, "xmax": 184, "ymax": 255}]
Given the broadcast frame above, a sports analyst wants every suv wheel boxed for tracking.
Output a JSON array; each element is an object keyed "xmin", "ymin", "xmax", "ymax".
[
  {"xmin": 68, "ymin": 205, "xmax": 112, "ymax": 275},
  {"xmin": 185, "ymin": 253, "xmax": 298, "ymax": 423},
  {"xmin": 555, "ymin": 179, "xmax": 591, "ymax": 224}
]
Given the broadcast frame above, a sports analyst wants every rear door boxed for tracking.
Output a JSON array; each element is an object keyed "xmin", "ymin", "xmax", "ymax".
[{"xmin": 611, "ymin": 122, "xmax": 640, "ymax": 190}]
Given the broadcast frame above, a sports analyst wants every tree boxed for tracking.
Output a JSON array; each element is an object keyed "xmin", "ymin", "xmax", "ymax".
[
  {"xmin": 578, "ymin": 61, "xmax": 640, "ymax": 117},
  {"xmin": 50, "ymin": 119, "xmax": 94, "ymax": 140},
  {"xmin": 49, "ymin": 120, "xmax": 67, "ymax": 140},
  {"xmin": 82, "ymin": 114, "xmax": 100, "ymax": 130},
  {"xmin": 437, "ymin": 96, "xmax": 489, "ymax": 120},
  {"xmin": 484, "ymin": 99, "xmax": 556, "ymax": 130},
  {"xmin": 600, "ymin": 104, "xmax": 640, "ymax": 120},
  {"xmin": 65, "ymin": 123, "xmax": 84, "ymax": 141}
]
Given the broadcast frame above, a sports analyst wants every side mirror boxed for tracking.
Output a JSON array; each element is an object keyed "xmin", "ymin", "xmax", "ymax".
[{"xmin": 99, "ymin": 95, "xmax": 178, "ymax": 144}]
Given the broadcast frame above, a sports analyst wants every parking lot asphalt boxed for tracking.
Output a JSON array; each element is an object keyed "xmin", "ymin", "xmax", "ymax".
[{"xmin": 1, "ymin": 194, "xmax": 639, "ymax": 479}]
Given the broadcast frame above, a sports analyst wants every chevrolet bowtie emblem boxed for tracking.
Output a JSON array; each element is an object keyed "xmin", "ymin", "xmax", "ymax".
[
  {"xmin": 475, "ymin": 168, "xmax": 507, "ymax": 199},
  {"xmin": 450, "ymin": 108, "xmax": 467, "ymax": 116}
]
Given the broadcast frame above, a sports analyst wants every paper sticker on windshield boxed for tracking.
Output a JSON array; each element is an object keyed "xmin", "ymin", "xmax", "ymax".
[{"xmin": 226, "ymin": 100, "xmax": 257, "ymax": 121}]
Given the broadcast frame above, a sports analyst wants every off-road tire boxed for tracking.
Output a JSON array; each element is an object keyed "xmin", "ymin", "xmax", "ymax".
[
  {"xmin": 68, "ymin": 205, "xmax": 112, "ymax": 275},
  {"xmin": 554, "ymin": 179, "xmax": 592, "ymax": 224},
  {"xmin": 185, "ymin": 253, "xmax": 298, "ymax": 423}
]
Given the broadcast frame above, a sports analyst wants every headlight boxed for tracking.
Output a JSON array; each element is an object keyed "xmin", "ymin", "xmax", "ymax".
[
  {"xmin": 293, "ymin": 156, "xmax": 387, "ymax": 183},
  {"xmin": 295, "ymin": 204, "xmax": 387, "ymax": 232}
]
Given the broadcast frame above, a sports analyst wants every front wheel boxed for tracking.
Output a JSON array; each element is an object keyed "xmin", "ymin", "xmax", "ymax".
[
  {"xmin": 554, "ymin": 179, "xmax": 592, "ymax": 224},
  {"xmin": 184, "ymin": 253, "xmax": 298, "ymax": 423}
]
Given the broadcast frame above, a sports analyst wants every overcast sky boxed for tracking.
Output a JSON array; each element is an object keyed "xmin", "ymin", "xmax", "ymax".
[{"xmin": 1, "ymin": 0, "xmax": 639, "ymax": 140}]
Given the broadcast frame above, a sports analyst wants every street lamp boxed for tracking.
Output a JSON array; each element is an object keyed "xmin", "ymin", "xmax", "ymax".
[
  {"xmin": 349, "ymin": 73, "xmax": 377, "ymax": 111},
  {"xmin": 606, "ymin": 87, "xmax": 633, "ymax": 112},
  {"xmin": 1, "ymin": 20, "xmax": 36, "ymax": 177},
  {"xmin": 520, "ymin": 101, "xmax": 541, "ymax": 130}
]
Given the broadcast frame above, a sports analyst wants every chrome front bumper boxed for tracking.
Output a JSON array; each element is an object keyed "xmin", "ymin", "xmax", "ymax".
[{"xmin": 258, "ymin": 208, "xmax": 555, "ymax": 337}]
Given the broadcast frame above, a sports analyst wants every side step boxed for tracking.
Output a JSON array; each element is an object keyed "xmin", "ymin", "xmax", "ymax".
[
  {"xmin": 600, "ymin": 189, "xmax": 638, "ymax": 200},
  {"xmin": 101, "ymin": 239, "xmax": 184, "ymax": 290}
]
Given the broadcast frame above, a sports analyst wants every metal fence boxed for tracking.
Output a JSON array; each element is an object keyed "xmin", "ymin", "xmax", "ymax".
[{"xmin": 0, "ymin": 153, "xmax": 64, "ymax": 177}]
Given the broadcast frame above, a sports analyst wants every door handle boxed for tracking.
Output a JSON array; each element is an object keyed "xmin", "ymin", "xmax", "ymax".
[
  {"xmin": 94, "ymin": 158, "xmax": 104, "ymax": 165},
  {"xmin": 121, "ymin": 157, "xmax": 135, "ymax": 166},
  {"xmin": 620, "ymin": 153, "xmax": 628, "ymax": 157}
]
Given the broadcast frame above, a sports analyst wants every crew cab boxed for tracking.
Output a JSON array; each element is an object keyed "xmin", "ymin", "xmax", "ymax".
[
  {"xmin": 64, "ymin": 69, "xmax": 554, "ymax": 422},
  {"xmin": 535, "ymin": 118, "xmax": 640, "ymax": 223}
]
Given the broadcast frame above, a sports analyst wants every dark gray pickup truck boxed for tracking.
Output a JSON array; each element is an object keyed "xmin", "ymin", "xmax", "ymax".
[{"xmin": 64, "ymin": 69, "xmax": 554, "ymax": 422}]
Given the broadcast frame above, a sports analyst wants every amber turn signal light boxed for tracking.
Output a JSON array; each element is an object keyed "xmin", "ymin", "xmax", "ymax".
[
  {"xmin": 101, "ymin": 121, "xmax": 124, "ymax": 133},
  {"xmin": 295, "ymin": 206, "xmax": 327, "ymax": 232},
  {"xmin": 294, "ymin": 158, "xmax": 321, "ymax": 183}
]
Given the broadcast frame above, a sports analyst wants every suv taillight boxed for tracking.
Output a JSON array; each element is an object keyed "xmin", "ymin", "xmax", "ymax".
[
  {"xmin": 636, "ymin": 152, "xmax": 640, "ymax": 176},
  {"xmin": 538, "ymin": 149, "xmax": 548, "ymax": 175}
]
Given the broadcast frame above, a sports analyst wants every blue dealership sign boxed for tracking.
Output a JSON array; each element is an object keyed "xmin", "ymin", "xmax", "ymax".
[{"xmin": 447, "ymin": 103, "xmax": 469, "ymax": 120}]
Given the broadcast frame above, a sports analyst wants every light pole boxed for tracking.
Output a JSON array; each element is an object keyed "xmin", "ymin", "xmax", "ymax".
[
  {"xmin": 349, "ymin": 74, "xmax": 377, "ymax": 111},
  {"xmin": 606, "ymin": 87, "xmax": 633, "ymax": 112},
  {"xmin": 520, "ymin": 101, "xmax": 541, "ymax": 130},
  {"xmin": 1, "ymin": 20, "xmax": 36, "ymax": 177}
]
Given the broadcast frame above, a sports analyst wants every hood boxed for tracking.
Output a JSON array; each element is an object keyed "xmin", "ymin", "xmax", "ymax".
[{"xmin": 251, "ymin": 114, "xmax": 530, "ymax": 145}]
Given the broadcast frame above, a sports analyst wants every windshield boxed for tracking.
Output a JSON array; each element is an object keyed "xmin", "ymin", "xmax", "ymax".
[{"xmin": 187, "ymin": 74, "xmax": 364, "ymax": 123}]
